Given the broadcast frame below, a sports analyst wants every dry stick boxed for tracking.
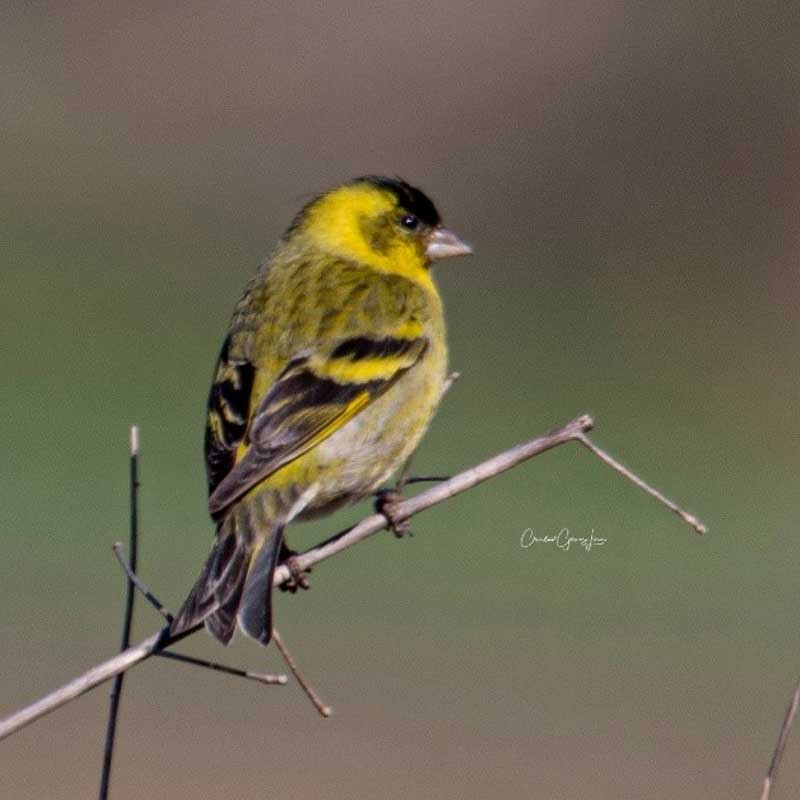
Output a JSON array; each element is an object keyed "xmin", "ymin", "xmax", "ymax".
[
  {"xmin": 156, "ymin": 651, "xmax": 287, "ymax": 687},
  {"xmin": 272, "ymin": 630, "xmax": 332, "ymax": 718},
  {"xmin": 0, "ymin": 413, "xmax": 705, "ymax": 741},
  {"xmin": 112, "ymin": 543, "xmax": 174, "ymax": 622},
  {"xmin": 574, "ymin": 434, "xmax": 706, "ymax": 535},
  {"xmin": 113, "ymin": 544, "xmax": 287, "ymax": 687},
  {"xmin": 759, "ymin": 677, "xmax": 800, "ymax": 800},
  {"xmin": 98, "ymin": 426, "xmax": 140, "ymax": 800}
]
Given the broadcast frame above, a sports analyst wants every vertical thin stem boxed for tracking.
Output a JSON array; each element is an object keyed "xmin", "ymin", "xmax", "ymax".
[
  {"xmin": 760, "ymin": 676, "xmax": 800, "ymax": 800},
  {"xmin": 98, "ymin": 426, "xmax": 140, "ymax": 799}
]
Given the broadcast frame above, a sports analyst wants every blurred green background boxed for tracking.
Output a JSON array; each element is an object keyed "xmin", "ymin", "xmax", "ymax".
[{"xmin": 2, "ymin": 2, "xmax": 798, "ymax": 797}]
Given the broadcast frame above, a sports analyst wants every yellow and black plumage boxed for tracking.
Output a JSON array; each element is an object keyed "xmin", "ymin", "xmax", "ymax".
[{"xmin": 170, "ymin": 176, "xmax": 471, "ymax": 646}]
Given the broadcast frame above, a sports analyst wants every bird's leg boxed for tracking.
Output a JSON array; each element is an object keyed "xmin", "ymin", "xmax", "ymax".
[{"xmin": 278, "ymin": 540, "xmax": 312, "ymax": 593}]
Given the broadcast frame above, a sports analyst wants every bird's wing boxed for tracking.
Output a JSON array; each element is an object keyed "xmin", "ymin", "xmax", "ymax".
[
  {"xmin": 207, "ymin": 334, "xmax": 429, "ymax": 518},
  {"xmin": 204, "ymin": 333, "xmax": 257, "ymax": 498}
]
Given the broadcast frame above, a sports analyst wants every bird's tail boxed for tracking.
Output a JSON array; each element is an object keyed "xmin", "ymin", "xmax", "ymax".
[{"xmin": 169, "ymin": 506, "xmax": 284, "ymax": 646}]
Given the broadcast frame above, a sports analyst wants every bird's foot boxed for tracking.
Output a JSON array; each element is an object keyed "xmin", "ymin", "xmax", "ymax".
[
  {"xmin": 279, "ymin": 548, "xmax": 312, "ymax": 593},
  {"xmin": 375, "ymin": 488, "xmax": 412, "ymax": 538}
]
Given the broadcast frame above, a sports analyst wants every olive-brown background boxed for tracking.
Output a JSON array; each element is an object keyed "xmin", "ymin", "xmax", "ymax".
[{"xmin": 2, "ymin": 2, "xmax": 798, "ymax": 797}]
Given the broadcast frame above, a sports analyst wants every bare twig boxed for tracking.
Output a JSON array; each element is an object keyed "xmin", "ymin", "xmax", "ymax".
[
  {"xmin": 113, "ymin": 543, "xmax": 173, "ymax": 623},
  {"xmin": 98, "ymin": 426, "xmax": 140, "ymax": 800},
  {"xmin": 575, "ymin": 434, "xmax": 706, "ymax": 535},
  {"xmin": 760, "ymin": 677, "xmax": 800, "ymax": 800},
  {"xmin": 272, "ymin": 629, "xmax": 331, "ymax": 717},
  {"xmin": 155, "ymin": 651, "xmax": 287, "ymax": 686},
  {"xmin": 0, "ymin": 413, "xmax": 706, "ymax": 741},
  {"xmin": 441, "ymin": 370, "xmax": 461, "ymax": 395}
]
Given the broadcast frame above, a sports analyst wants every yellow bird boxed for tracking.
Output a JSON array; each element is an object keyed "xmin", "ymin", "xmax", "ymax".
[{"xmin": 170, "ymin": 176, "xmax": 471, "ymax": 645}]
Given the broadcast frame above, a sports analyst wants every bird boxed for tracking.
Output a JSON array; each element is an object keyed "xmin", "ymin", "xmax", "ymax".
[{"xmin": 169, "ymin": 176, "xmax": 472, "ymax": 646}]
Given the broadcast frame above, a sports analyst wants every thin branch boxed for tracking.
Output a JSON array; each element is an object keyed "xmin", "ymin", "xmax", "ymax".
[
  {"xmin": 441, "ymin": 370, "xmax": 461, "ymax": 396},
  {"xmin": 760, "ymin": 676, "xmax": 800, "ymax": 800},
  {"xmin": 98, "ymin": 426, "xmax": 140, "ymax": 800},
  {"xmin": 575, "ymin": 434, "xmax": 706, "ymax": 535},
  {"xmin": 0, "ymin": 412, "xmax": 706, "ymax": 741},
  {"xmin": 113, "ymin": 543, "xmax": 174, "ymax": 623},
  {"xmin": 272, "ymin": 630, "xmax": 331, "ymax": 717},
  {"xmin": 155, "ymin": 651, "xmax": 287, "ymax": 686}
]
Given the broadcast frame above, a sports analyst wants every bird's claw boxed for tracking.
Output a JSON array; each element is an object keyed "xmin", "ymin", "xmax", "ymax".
[
  {"xmin": 279, "ymin": 554, "xmax": 312, "ymax": 593},
  {"xmin": 375, "ymin": 488, "xmax": 412, "ymax": 538}
]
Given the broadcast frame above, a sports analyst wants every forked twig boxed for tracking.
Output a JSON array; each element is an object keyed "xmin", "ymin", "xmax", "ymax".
[{"xmin": 0, "ymin": 412, "xmax": 706, "ymax": 741}]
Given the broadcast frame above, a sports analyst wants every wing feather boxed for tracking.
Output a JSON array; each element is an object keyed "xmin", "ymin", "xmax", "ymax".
[
  {"xmin": 205, "ymin": 334, "xmax": 256, "ymax": 496},
  {"xmin": 207, "ymin": 335, "xmax": 428, "ymax": 518}
]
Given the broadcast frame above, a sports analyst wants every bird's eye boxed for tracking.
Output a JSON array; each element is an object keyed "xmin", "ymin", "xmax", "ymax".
[{"xmin": 400, "ymin": 213, "xmax": 419, "ymax": 230}]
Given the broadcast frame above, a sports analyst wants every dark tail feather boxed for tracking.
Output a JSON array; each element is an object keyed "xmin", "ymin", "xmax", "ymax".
[
  {"xmin": 170, "ymin": 512, "xmax": 256, "ymax": 645},
  {"xmin": 204, "ymin": 544, "xmax": 249, "ymax": 644},
  {"xmin": 237, "ymin": 524, "xmax": 285, "ymax": 645}
]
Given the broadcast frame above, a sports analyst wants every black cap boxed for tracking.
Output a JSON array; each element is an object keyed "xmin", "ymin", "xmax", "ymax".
[{"xmin": 352, "ymin": 176, "xmax": 441, "ymax": 227}]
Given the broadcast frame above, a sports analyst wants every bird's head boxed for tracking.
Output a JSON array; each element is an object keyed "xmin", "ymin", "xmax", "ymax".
[{"xmin": 289, "ymin": 176, "xmax": 472, "ymax": 283}]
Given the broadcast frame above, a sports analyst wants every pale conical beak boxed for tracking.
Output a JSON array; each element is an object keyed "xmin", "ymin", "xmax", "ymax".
[{"xmin": 425, "ymin": 225, "xmax": 473, "ymax": 261}]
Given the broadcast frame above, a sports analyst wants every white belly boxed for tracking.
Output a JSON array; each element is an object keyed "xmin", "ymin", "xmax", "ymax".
[{"xmin": 301, "ymin": 344, "xmax": 446, "ymax": 517}]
